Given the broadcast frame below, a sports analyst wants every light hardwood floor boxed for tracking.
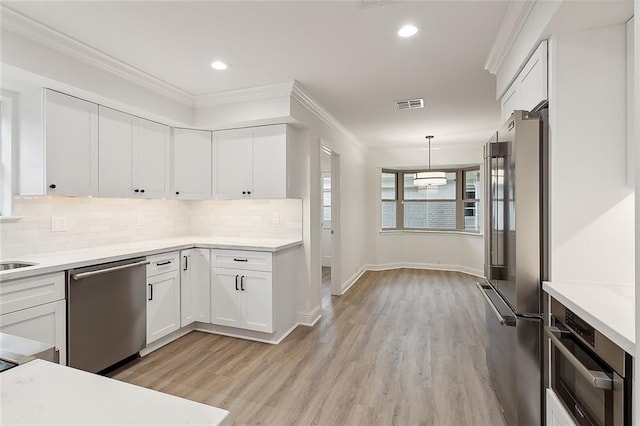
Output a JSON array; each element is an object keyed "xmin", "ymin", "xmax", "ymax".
[{"xmin": 109, "ymin": 268, "xmax": 507, "ymax": 426}]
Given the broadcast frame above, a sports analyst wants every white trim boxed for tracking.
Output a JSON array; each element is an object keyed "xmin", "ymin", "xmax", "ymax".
[
  {"xmin": 340, "ymin": 265, "xmax": 367, "ymax": 295},
  {"xmin": 1, "ymin": 5, "xmax": 194, "ymax": 106},
  {"xmin": 291, "ymin": 81, "xmax": 366, "ymax": 152},
  {"xmin": 297, "ymin": 305, "xmax": 321, "ymax": 326},
  {"xmin": 365, "ymin": 262, "xmax": 484, "ymax": 278},
  {"xmin": 139, "ymin": 324, "xmax": 195, "ymax": 356},
  {"xmin": 194, "ymin": 82, "xmax": 295, "ymax": 108},
  {"xmin": 484, "ymin": 0, "xmax": 537, "ymax": 75}
]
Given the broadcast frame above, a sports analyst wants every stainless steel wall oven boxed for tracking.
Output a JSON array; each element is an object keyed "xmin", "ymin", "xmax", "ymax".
[{"xmin": 547, "ymin": 298, "xmax": 632, "ymax": 426}]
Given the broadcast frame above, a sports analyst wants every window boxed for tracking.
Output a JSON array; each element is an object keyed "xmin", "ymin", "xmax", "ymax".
[
  {"xmin": 380, "ymin": 167, "xmax": 480, "ymax": 232},
  {"xmin": 321, "ymin": 171, "xmax": 331, "ymax": 229}
]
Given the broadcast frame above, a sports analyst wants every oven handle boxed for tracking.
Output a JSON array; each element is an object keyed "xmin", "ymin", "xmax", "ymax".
[{"xmin": 545, "ymin": 326, "xmax": 613, "ymax": 390}]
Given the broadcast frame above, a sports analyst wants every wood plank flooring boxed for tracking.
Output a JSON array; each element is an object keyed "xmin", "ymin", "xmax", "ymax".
[{"xmin": 109, "ymin": 268, "xmax": 507, "ymax": 426}]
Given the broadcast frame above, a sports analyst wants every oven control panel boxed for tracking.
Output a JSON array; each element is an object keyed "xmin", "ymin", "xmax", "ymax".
[{"xmin": 565, "ymin": 309, "xmax": 595, "ymax": 347}]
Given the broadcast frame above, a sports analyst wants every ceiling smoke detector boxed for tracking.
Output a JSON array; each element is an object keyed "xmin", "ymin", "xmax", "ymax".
[{"xmin": 396, "ymin": 98, "xmax": 424, "ymax": 110}]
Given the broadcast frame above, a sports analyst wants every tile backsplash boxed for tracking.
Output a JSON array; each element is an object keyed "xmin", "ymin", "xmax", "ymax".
[{"xmin": 0, "ymin": 196, "xmax": 302, "ymax": 258}]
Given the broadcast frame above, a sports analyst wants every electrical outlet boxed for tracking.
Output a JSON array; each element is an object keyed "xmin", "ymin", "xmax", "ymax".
[
  {"xmin": 272, "ymin": 213, "xmax": 280, "ymax": 224},
  {"xmin": 137, "ymin": 214, "xmax": 145, "ymax": 227},
  {"xmin": 51, "ymin": 217, "xmax": 67, "ymax": 232}
]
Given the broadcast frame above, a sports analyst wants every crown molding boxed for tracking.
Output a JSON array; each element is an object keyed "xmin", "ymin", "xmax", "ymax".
[
  {"xmin": 1, "ymin": 5, "xmax": 194, "ymax": 106},
  {"xmin": 290, "ymin": 81, "xmax": 366, "ymax": 152},
  {"xmin": 194, "ymin": 81, "xmax": 295, "ymax": 108},
  {"xmin": 484, "ymin": 0, "xmax": 537, "ymax": 75}
]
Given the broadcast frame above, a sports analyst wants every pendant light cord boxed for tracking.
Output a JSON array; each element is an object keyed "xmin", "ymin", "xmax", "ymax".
[{"xmin": 426, "ymin": 135, "xmax": 433, "ymax": 171}]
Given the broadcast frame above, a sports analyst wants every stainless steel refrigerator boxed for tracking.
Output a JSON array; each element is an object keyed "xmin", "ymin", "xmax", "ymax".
[{"xmin": 477, "ymin": 109, "xmax": 548, "ymax": 426}]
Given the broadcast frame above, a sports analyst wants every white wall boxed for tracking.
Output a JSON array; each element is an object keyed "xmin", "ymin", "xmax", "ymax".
[
  {"xmin": 1, "ymin": 31, "xmax": 193, "ymax": 126},
  {"xmin": 549, "ymin": 24, "xmax": 635, "ymax": 285},
  {"xmin": 366, "ymin": 143, "xmax": 485, "ymax": 276},
  {"xmin": 290, "ymin": 98, "xmax": 368, "ymax": 302}
]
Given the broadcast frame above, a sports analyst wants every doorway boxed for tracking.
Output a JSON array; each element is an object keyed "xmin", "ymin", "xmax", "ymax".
[{"xmin": 320, "ymin": 145, "xmax": 340, "ymax": 297}]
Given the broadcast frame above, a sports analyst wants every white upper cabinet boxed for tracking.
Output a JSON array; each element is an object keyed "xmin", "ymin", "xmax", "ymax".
[
  {"xmin": 44, "ymin": 90, "xmax": 98, "ymax": 196},
  {"xmin": 134, "ymin": 118, "xmax": 171, "ymax": 198},
  {"xmin": 501, "ymin": 40, "xmax": 548, "ymax": 122},
  {"xmin": 173, "ymin": 128, "xmax": 212, "ymax": 199},
  {"xmin": 518, "ymin": 40, "xmax": 548, "ymax": 112},
  {"xmin": 214, "ymin": 128, "xmax": 252, "ymax": 198},
  {"xmin": 214, "ymin": 124, "xmax": 289, "ymax": 199},
  {"xmin": 99, "ymin": 107, "xmax": 170, "ymax": 198}
]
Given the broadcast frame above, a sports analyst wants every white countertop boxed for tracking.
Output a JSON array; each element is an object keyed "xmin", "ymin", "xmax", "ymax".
[
  {"xmin": 0, "ymin": 359, "xmax": 229, "ymax": 425},
  {"xmin": 0, "ymin": 236, "xmax": 303, "ymax": 281},
  {"xmin": 543, "ymin": 281, "xmax": 635, "ymax": 354}
]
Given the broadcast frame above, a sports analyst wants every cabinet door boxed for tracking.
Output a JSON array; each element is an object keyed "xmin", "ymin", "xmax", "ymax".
[
  {"xmin": 251, "ymin": 124, "xmax": 287, "ymax": 198},
  {"xmin": 211, "ymin": 268, "xmax": 243, "ymax": 328},
  {"xmin": 0, "ymin": 300, "xmax": 66, "ymax": 365},
  {"xmin": 241, "ymin": 270, "xmax": 273, "ymax": 333},
  {"xmin": 180, "ymin": 249, "xmax": 194, "ymax": 327},
  {"xmin": 545, "ymin": 389, "xmax": 576, "ymax": 426},
  {"xmin": 173, "ymin": 129, "xmax": 212, "ymax": 199},
  {"xmin": 501, "ymin": 83, "xmax": 520, "ymax": 123},
  {"xmin": 146, "ymin": 271, "xmax": 180, "ymax": 344},
  {"xmin": 214, "ymin": 128, "xmax": 252, "ymax": 198},
  {"xmin": 135, "ymin": 118, "xmax": 170, "ymax": 198},
  {"xmin": 519, "ymin": 41, "xmax": 548, "ymax": 112},
  {"xmin": 194, "ymin": 249, "xmax": 211, "ymax": 323},
  {"xmin": 44, "ymin": 90, "xmax": 98, "ymax": 196},
  {"xmin": 98, "ymin": 106, "xmax": 134, "ymax": 197}
]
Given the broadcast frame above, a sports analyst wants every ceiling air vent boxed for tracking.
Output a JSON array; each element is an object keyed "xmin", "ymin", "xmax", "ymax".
[{"xmin": 396, "ymin": 98, "xmax": 424, "ymax": 110}]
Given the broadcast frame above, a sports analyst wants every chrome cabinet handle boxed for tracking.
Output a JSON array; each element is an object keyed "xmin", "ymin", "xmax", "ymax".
[
  {"xmin": 545, "ymin": 326, "xmax": 613, "ymax": 390},
  {"xmin": 476, "ymin": 282, "xmax": 516, "ymax": 327},
  {"xmin": 72, "ymin": 260, "xmax": 150, "ymax": 280}
]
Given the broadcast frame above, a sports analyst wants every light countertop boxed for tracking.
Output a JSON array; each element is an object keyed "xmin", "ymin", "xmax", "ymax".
[
  {"xmin": 0, "ymin": 359, "xmax": 229, "ymax": 425},
  {"xmin": 0, "ymin": 236, "xmax": 302, "ymax": 281},
  {"xmin": 543, "ymin": 281, "xmax": 635, "ymax": 354}
]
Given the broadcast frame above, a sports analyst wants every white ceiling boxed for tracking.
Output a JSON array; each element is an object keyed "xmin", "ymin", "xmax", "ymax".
[{"xmin": 4, "ymin": 1, "xmax": 510, "ymax": 149}]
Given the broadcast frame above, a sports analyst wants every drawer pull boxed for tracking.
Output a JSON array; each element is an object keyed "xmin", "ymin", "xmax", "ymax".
[
  {"xmin": 233, "ymin": 258, "xmax": 248, "ymax": 262},
  {"xmin": 156, "ymin": 261, "xmax": 172, "ymax": 266}
]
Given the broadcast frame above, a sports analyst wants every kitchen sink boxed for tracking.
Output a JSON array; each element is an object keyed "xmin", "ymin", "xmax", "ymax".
[{"xmin": 0, "ymin": 262, "xmax": 38, "ymax": 271}]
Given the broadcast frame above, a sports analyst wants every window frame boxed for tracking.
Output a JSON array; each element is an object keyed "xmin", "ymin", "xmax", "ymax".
[{"xmin": 381, "ymin": 166, "xmax": 480, "ymax": 232}]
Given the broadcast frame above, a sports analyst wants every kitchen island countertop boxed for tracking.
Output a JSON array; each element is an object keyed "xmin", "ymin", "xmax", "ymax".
[
  {"xmin": 543, "ymin": 281, "xmax": 634, "ymax": 354},
  {"xmin": 0, "ymin": 236, "xmax": 302, "ymax": 281},
  {"xmin": 0, "ymin": 359, "xmax": 229, "ymax": 425}
]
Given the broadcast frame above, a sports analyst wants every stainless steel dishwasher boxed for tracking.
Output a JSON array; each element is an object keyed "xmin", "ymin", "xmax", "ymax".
[{"xmin": 67, "ymin": 257, "xmax": 148, "ymax": 373}]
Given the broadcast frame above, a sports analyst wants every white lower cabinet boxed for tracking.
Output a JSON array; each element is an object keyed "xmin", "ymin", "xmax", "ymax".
[
  {"xmin": 180, "ymin": 248, "xmax": 211, "ymax": 327},
  {"xmin": 146, "ymin": 269, "xmax": 180, "ymax": 345},
  {"xmin": 211, "ymin": 267, "xmax": 273, "ymax": 333},
  {"xmin": 0, "ymin": 300, "xmax": 66, "ymax": 365},
  {"xmin": 546, "ymin": 388, "xmax": 576, "ymax": 426}
]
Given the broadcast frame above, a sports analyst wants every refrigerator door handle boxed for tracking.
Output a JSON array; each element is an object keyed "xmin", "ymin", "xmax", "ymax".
[{"xmin": 476, "ymin": 282, "xmax": 516, "ymax": 327}]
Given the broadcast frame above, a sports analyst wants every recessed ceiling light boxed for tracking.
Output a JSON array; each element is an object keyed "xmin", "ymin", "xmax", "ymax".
[
  {"xmin": 210, "ymin": 60, "xmax": 229, "ymax": 71},
  {"xmin": 398, "ymin": 24, "xmax": 418, "ymax": 38}
]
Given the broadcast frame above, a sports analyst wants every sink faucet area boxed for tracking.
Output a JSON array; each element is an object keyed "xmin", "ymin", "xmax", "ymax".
[{"xmin": 0, "ymin": 262, "xmax": 38, "ymax": 271}]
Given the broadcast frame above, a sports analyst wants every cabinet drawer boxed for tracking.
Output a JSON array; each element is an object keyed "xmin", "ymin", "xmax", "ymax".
[
  {"xmin": 0, "ymin": 273, "xmax": 65, "ymax": 315},
  {"xmin": 146, "ymin": 252, "xmax": 180, "ymax": 277},
  {"xmin": 211, "ymin": 250, "xmax": 272, "ymax": 272}
]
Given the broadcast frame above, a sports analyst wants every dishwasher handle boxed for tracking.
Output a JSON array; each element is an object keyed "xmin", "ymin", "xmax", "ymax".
[{"xmin": 72, "ymin": 260, "xmax": 150, "ymax": 280}]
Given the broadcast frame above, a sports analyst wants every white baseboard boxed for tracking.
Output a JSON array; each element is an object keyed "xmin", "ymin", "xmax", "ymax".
[
  {"xmin": 340, "ymin": 265, "xmax": 367, "ymax": 295},
  {"xmin": 140, "ymin": 324, "xmax": 195, "ymax": 356},
  {"xmin": 297, "ymin": 305, "xmax": 321, "ymax": 326},
  {"xmin": 364, "ymin": 262, "xmax": 484, "ymax": 278}
]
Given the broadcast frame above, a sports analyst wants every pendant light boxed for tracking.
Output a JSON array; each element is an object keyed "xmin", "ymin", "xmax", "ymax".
[{"xmin": 413, "ymin": 136, "xmax": 446, "ymax": 186}]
